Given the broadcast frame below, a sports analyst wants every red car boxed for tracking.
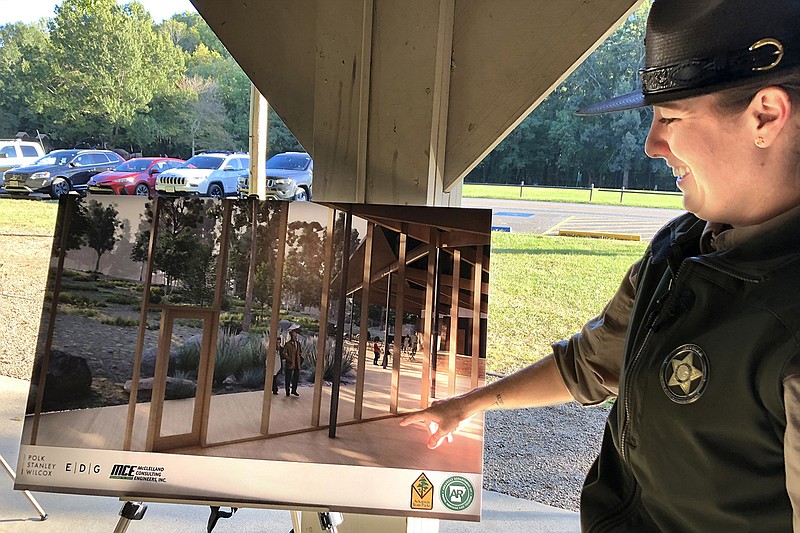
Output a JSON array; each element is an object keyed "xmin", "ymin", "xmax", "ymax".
[{"xmin": 87, "ymin": 157, "xmax": 185, "ymax": 197}]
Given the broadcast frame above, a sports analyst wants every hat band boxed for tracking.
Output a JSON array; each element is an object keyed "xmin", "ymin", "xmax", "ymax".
[{"xmin": 640, "ymin": 38, "xmax": 789, "ymax": 96}]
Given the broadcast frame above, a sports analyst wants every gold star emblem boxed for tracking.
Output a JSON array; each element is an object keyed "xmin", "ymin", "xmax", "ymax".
[{"xmin": 667, "ymin": 352, "xmax": 704, "ymax": 395}]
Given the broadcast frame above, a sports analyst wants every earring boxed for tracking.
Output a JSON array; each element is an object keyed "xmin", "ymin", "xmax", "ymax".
[{"xmin": 755, "ymin": 136, "xmax": 767, "ymax": 148}]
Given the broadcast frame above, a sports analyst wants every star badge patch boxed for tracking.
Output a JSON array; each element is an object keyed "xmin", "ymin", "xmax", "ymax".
[{"xmin": 660, "ymin": 344, "xmax": 709, "ymax": 404}]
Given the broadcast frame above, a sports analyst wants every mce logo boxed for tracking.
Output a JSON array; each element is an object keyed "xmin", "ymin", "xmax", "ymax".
[{"xmin": 110, "ymin": 464, "xmax": 137, "ymax": 479}]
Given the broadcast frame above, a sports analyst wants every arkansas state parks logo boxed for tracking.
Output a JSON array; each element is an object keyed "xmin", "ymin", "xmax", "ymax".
[{"xmin": 660, "ymin": 344, "xmax": 709, "ymax": 404}]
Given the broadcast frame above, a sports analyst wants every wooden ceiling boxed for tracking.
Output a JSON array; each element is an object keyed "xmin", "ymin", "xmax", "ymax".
[{"xmin": 191, "ymin": 0, "xmax": 642, "ymax": 206}]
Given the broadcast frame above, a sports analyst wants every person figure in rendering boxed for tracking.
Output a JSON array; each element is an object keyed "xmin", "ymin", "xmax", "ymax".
[
  {"xmin": 271, "ymin": 336, "xmax": 284, "ymax": 395},
  {"xmin": 373, "ymin": 340, "xmax": 381, "ymax": 366},
  {"xmin": 403, "ymin": 0, "xmax": 800, "ymax": 530},
  {"xmin": 284, "ymin": 324, "xmax": 302, "ymax": 397}
]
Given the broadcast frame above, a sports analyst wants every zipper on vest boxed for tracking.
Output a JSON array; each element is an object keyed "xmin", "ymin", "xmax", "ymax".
[{"xmin": 620, "ymin": 272, "xmax": 676, "ymax": 463}]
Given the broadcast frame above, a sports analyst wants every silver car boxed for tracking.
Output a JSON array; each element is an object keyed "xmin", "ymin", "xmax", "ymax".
[
  {"xmin": 156, "ymin": 152, "xmax": 249, "ymax": 199},
  {"xmin": 238, "ymin": 152, "xmax": 313, "ymax": 201}
]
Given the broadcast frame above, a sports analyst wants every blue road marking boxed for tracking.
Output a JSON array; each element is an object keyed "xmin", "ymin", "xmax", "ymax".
[{"xmin": 494, "ymin": 211, "xmax": 534, "ymax": 218}]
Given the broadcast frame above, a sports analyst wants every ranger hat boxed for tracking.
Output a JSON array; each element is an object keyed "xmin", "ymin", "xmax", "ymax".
[
  {"xmin": 577, "ymin": 0, "xmax": 800, "ymax": 115},
  {"xmin": 287, "ymin": 323, "xmax": 301, "ymax": 333}
]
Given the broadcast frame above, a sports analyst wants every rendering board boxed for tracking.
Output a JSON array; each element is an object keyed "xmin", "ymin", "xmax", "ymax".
[{"xmin": 15, "ymin": 195, "xmax": 491, "ymax": 520}]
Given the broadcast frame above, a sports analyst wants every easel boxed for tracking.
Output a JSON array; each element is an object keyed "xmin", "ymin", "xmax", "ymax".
[
  {"xmin": 111, "ymin": 499, "xmax": 349, "ymax": 533},
  {"xmin": 1, "ymin": 452, "xmax": 48, "ymax": 521}
]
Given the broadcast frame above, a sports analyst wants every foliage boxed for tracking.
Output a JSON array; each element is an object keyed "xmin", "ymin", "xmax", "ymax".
[
  {"xmin": 58, "ymin": 291, "xmax": 106, "ymax": 308},
  {"xmin": 238, "ymin": 367, "xmax": 266, "ymax": 389},
  {"xmin": 302, "ymin": 337, "xmax": 355, "ymax": 382},
  {"xmin": 67, "ymin": 199, "xmax": 125, "ymax": 271},
  {"xmin": 465, "ymin": 1, "xmax": 674, "ymax": 191},
  {"xmin": 100, "ymin": 315, "xmax": 138, "ymax": 327},
  {"xmin": 0, "ymin": 6, "xmax": 300, "ymax": 157}
]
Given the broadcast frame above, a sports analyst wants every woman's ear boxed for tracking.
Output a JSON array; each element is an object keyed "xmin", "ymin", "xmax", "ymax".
[{"xmin": 749, "ymin": 86, "xmax": 793, "ymax": 147}]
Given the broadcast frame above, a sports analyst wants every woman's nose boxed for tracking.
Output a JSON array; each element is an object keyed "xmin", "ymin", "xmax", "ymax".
[{"xmin": 644, "ymin": 119, "xmax": 667, "ymax": 160}]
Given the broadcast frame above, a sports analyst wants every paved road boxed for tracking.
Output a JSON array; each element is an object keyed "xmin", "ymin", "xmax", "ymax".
[{"xmin": 463, "ymin": 198, "xmax": 684, "ymax": 242}]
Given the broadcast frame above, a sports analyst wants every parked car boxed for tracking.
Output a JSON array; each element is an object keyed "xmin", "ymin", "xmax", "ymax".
[
  {"xmin": 87, "ymin": 157, "xmax": 185, "ymax": 197},
  {"xmin": 155, "ymin": 151, "xmax": 249, "ymax": 199},
  {"xmin": 0, "ymin": 139, "xmax": 47, "ymax": 189},
  {"xmin": 4, "ymin": 149, "xmax": 125, "ymax": 198},
  {"xmin": 237, "ymin": 152, "xmax": 313, "ymax": 201}
]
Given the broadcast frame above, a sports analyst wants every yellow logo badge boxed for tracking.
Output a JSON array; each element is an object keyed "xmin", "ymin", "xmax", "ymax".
[{"xmin": 411, "ymin": 473, "xmax": 434, "ymax": 510}]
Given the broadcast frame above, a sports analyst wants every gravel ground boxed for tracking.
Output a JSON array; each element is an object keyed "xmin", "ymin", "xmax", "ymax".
[{"xmin": 0, "ymin": 232, "xmax": 608, "ymax": 512}]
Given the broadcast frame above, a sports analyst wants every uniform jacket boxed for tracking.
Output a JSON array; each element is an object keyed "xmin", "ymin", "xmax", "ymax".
[
  {"xmin": 284, "ymin": 339, "xmax": 303, "ymax": 370},
  {"xmin": 554, "ymin": 208, "xmax": 800, "ymax": 531}
]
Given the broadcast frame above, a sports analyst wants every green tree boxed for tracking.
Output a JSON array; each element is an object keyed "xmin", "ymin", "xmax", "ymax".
[
  {"xmin": 0, "ymin": 22, "xmax": 51, "ymax": 136},
  {"xmin": 36, "ymin": 0, "xmax": 184, "ymax": 145}
]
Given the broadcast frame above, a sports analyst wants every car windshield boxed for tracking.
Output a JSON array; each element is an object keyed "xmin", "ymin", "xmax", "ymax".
[
  {"xmin": 114, "ymin": 159, "xmax": 152, "ymax": 172},
  {"xmin": 178, "ymin": 155, "xmax": 224, "ymax": 170},
  {"xmin": 266, "ymin": 153, "xmax": 310, "ymax": 171},
  {"xmin": 33, "ymin": 151, "xmax": 74, "ymax": 166}
]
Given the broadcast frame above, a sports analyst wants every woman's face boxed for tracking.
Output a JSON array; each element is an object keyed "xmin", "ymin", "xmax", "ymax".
[{"xmin": 645, "ymin": 94, "xmax": 762, "ymax": 225}]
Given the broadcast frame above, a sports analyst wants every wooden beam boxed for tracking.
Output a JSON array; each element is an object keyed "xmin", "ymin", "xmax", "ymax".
[
  {"xmin": 311, "ymin": 0, "xmax": 373, "ymax": 202},
  {"xmin": 30, "ymin": 197, "xmax": 75, "ymax": 446},
  {"xmin": 261, "ymin": 202, "xmax": 290, "ymax": 435},
  {"xmin": 390, "ymin": 229, "xmax": 406, "ymax": 414},
  {"xmin": 354, "ymin": 222, "xmax": 375, "ymax": 420},
  {"xmin": 448, "ymin": 249, "xmax": 460, "ymax": 396},
  {"xmin": 420, "ymin": 229, "xmax": 437, "ymax": 408},
  {"xmin": 200, "ymin": 200, "xmax": 233, "ymax": 446},
  {"xmin": 312, "ymin": 208, "xmax": 336, "ymax": 426},
  {"xmin": 471, "ymin": 244, "xmax": 483, "ymax": 388}
]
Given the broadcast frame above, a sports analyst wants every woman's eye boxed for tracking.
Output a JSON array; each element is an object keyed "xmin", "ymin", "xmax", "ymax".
[{"xmin": 659, "ymin": 117, "xmax": 677, "ymax": 125}]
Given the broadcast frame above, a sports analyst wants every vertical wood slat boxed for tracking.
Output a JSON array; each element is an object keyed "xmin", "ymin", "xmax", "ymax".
[
  {"xmin": 145, "ymin": 311, "xmax": 172, "ymax": 451},
  {"xmin": 312, "ymin": 208, "xmax": 337, "ymax": 426},
  {"xmin": 354, "ymin": 222, "xmax": 375, "ymax": 420},
  {"xmin": 125, "ymin": 198, "xmax": 161, "ymax": 450},
  {"xmin": 471, "ymin": 245, "xmax": 483, "ymax": 388},
  {"xmin": 261, "ymin": 202, "xmax": 290, "ymax": 435},
  {"xmin": 390, "ymin": 230, "xmax": 407, "ymax": 414},
  {"xmin": 448, "ymin": 248, "xmax": 461, "ymax": 396},
  {"xmin": 30, "ymin": 197, "xmax": 75, "ymax": 445},
  {"xmin": 329, "ymin": 207, "xmax": 353, "ymax": 438},
  {"xmin": 199, "ymin": 200, "xmax": 233, "ymax": 446},
  {"xmin": 420, "ymin": 229, "xmax": 437, "ymax": 408}
]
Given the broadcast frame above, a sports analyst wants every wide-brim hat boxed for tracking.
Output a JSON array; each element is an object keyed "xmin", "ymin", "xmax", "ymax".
[
  {"xmin": 287, "ymin": 323, "xmax": 301, "ymax": 333},
  {"xmin": 577, "ymin": 0, "xmax": 800, "ymax": 115}
]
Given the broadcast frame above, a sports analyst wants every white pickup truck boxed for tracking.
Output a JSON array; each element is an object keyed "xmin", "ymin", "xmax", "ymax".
[{"xmin": 0, "ymin": 140, "xmax": 47, "ymax": 188}]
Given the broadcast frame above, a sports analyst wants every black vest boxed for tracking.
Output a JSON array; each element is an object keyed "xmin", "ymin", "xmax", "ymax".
[{"xmin": 581, "ymin": 212, "xmax": 800, "ymax": 532}]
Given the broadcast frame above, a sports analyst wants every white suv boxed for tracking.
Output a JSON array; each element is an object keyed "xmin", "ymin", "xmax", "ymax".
[
  {"xmin": 155, "ymin": 152, "xmax": 249, "ymax": 199},
  {"xmin": 0, "ymin": 140, "xmax": 47, "ymax": 189}
]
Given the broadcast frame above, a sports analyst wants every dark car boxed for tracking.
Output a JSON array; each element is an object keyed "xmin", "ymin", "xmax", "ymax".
[
  {"xmin": 236, "ymin": 152, "xmax": 313, "ymax": 200},
  {"xmin": 4, "ymin": 149, "xmax": 126, "ymax": 199},
  {"xmin": 87, "ymin": 157, "xmax": 185, "ymax": 197}
]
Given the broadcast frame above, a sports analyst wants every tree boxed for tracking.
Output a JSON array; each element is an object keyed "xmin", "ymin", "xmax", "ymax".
[
  {"xmin": 67, "ymin": 198, "xmax": 123, "ymax": 271},
  {"xmin": 0, "ymin": 22, "xmax": 51, "ymax": 136},
  {"xmin": 35, "ymin": 0, "xmax": 184, "ymax": 146}
]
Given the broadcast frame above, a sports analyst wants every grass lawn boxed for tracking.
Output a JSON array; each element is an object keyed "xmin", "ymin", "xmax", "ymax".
[
  {"xmin": 464, "ymin": 183, "xmax": 684, "ymax": 210},
  {"xmin": 0, "ymin": 198, "xmax": 58, "ymax": 234},
  {"xmin": 486, "ymin": 232, "xmax": 647, "ymax": 375}
]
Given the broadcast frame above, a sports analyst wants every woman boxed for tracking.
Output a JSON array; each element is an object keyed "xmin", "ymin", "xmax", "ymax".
[{"xmin": 402, "ymin": 0, "xmax": 800, "ymax": 530}]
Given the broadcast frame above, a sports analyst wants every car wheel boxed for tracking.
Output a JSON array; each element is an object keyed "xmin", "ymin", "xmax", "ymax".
[
  {"xmin": 134, "ymin": 183, "xmax": 150, "ymax": 197},
  {"xmin": 208, "ymin": 183, "xmax": 224, "ymax": 199},
  {"xmin": 50, "ymin": 178, "xmax": 70, "ymax": 199},
  {"xmin": 293, "ymin": 188, "xmax": 308, "ymax": 201}
]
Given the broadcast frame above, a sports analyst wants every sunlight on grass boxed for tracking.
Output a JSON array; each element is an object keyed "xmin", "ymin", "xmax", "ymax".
[
  {"xmin": 464, "ymin": 184, "xmax": 684, "ymax": 210},
  {"xmin": 486, "ymin": 232, "xmax": 647, "ymax": 376},
  {"xmin": 0, "ymin": 198, "xmax": 58, "ymax": 234}
]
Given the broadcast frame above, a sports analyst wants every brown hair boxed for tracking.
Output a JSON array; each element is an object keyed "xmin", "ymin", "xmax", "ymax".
[{"xmin": 714, "ymin": 68, "xmax": 800, "ymax": 114}]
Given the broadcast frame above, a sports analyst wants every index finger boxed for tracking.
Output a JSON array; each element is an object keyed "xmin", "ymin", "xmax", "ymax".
[{"xmin": 398, "ymin": 409, "xmax": 430, "ymax": 427}]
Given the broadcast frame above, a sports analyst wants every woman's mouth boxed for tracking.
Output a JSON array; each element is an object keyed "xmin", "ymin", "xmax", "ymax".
[{"xmin": 672, "ymin": 166, "xmax": 690, "ymax": 186}]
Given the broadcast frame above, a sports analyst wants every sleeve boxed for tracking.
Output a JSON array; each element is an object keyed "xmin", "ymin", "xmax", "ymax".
[
  {"xmin": 551, "ymin": 258, "xmax": 642, "ymax": 406},
  {"xmin": 782, "ymin": 358, "xmax": 800, "ymax": 532}
]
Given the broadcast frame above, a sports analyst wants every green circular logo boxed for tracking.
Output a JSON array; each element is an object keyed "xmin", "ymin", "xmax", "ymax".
[{"xmin": 440, "ymin": 476, "xmax": 475, "ymax": 511}]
